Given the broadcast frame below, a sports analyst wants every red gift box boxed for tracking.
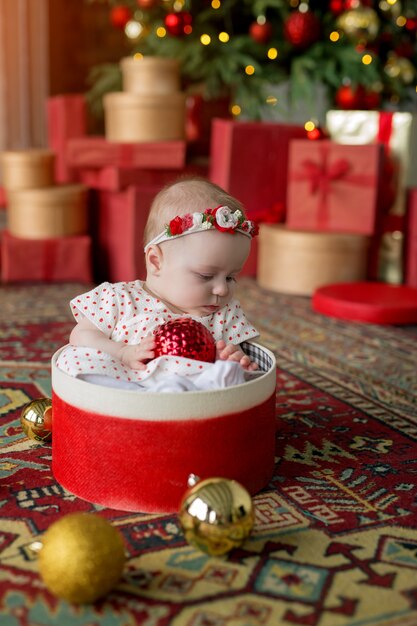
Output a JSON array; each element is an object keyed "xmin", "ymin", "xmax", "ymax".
[
  {"xmin": 405, "ymin": 188, "xmax": 417, "ymax": 288},
  {"xmin": 1, "ymin": 230, "xmax": 92, "ymax": 284},
  {"xmin": 47, "ymin": 95, "xmax": 88, "ymax": 183},
  {"xmin": 93, "ymin": 185, "xmax": 157, "ymax": 283},
  {"xmin": 209, "ymin": 118, "xmax": 306, "ymax": 220},
  {"xmin": 66, "ymin": 136, "xmax": 186, "ymax": 171},
  {"xmin": 286, "ymin": 140, "xmax": 383, "ymax": 235}
]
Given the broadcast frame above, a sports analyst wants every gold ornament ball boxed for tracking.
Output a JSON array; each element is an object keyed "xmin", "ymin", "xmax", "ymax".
[
  {"xmin": 20, "ymin": 398, "xmax": 53, "ymax": 442},
  {"xmin": 38, "ymin": 512, "xmax": 126, "ymax": 604},
  {"xmin": 385, "ymin": 55, "xmax": 415, "ymax": 84},
  {"xmin": 337, "ymin": 7, "xmax": 380, "ymax": 42},
  {"xmin": 178, "ymin": 477, "xmax": 254, "ymax": 557}
]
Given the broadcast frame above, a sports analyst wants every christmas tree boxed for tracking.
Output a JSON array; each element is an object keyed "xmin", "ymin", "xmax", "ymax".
[{"xmin": 86, "ymin": 0, "xmax": 417, "ymax": 121}]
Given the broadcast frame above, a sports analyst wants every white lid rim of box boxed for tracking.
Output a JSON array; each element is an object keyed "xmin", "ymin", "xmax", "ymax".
[{"xmin": 51, "ymin": 344, "xmax": 277, "ymax": 420}]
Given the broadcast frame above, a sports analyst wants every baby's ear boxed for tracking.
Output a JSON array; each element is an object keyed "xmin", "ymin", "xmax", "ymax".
[{"xmin": 145, "ymin": 245, "xmax": 163, "ymax": 275}]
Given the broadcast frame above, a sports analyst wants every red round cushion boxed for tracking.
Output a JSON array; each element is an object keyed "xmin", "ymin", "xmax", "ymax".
[{"xmin": 312, "ymin": 282, "xmax": 417, "ymax": 324}]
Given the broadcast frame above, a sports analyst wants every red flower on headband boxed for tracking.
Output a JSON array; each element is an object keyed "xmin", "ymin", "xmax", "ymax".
[{"xmin": 169, "ymin": 216, "xmax": 184, "ymax": 235}]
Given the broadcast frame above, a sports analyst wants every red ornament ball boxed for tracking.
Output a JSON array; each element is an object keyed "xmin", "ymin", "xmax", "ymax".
[
  {"xmin": 307, "ymin": 126, "xmax": 327, "ymax": 141},
  {"xmin": 110, "ymin": 5, "xmax": 132, "ymax": 29},
  {"xmin": 334, "ymin": 84, "xmax": 365, "ymax": 109},
  {"xmin": 284, "ymin": 10, "xmax": 320, "ymax": 49},
  {"xmin": 153, "ymin": 318, "xmax": 216, "ymax": 363},
  {"xmin": 137, "ymin": 0, "xmax": 159, "ymax": 8},
  {"xmin": 164, "ymin": 11, "xmax": 193, "ymax": 36},
  {"xmin": 249, "ymin": 20, "xmax": 273, "ymax": 44}
]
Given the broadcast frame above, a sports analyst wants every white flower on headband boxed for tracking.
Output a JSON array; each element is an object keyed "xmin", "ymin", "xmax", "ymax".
[
  {"xmin": 215, "ymin": 206, "xmax": 240, "ymax": 230},
  {"xmin": 191, "ymin": 213, "xmax": 204, "ymax": 230}
]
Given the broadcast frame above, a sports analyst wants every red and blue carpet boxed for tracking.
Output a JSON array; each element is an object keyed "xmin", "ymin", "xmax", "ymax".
[{"xmin": 1, "ymin": 279, "xmax": 417, "ymax": 626}]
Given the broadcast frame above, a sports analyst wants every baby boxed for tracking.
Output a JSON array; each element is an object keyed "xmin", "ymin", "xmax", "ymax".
[{"xmin": 57, "ymin": 177, "xmax": 260, "ymax": 391}]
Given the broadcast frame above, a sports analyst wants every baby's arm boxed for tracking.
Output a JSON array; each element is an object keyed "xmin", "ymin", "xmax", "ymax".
[
  {"xmin": 216, "ymin": 340, "xmax": 258, "ymax": 371},
  {"xmin": 69, "ymin": 317, "xmax": 155, "ymax": 370}
]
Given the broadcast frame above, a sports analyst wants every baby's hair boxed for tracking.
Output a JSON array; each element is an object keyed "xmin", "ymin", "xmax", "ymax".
[{"xmin": 143, "ymin": 177, "xmax": 245, "ymax": 245}]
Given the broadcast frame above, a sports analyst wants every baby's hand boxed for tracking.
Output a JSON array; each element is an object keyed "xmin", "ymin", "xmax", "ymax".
[
  {"xmin": 118, "ymin": 335, "xmax": 156, "ymax": 370},
  {"xmin": 216, "ymin": 340, "xmax": 258, "ymax": 371}
]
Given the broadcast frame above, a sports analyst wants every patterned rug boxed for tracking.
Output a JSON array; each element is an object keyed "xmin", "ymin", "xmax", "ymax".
[{"xmin": 1, "ymin": 278, "xmax": 417, "ymax": 626}]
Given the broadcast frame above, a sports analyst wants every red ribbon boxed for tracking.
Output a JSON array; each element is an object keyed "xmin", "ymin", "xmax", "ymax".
[{"xmin": 292, "ymin": 143, "xmax": 376, "ymax": 228}]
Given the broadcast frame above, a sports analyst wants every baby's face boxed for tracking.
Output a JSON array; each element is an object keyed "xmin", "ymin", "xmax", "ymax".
[{"xmin": 155, "ymin": 230, "xmax": 251, "ymax": 317}]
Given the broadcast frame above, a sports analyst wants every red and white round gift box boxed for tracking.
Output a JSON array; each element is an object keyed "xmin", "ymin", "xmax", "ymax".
[{"xmin": 51, "ymin": 343, "xmax": 277, "ymax": 513}]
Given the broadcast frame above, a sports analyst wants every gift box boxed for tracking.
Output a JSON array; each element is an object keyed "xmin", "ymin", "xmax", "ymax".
[
  {"xmin": 0, "ymin": 149, "xmax": 55, "ymax": 193},
  {"xmin": 326, "ymin": 110, "xmax": 417, "ymax": 216},
  {"xmin": 286, "ymin": 140, "xmax": 383, "ymax": 234},
  {"xmin": 405, "ymin": 188, "xmax": 417, "ymax": 288},
  {"xmin": 1, "ymin": 230, "xmax": 92, "ymax": 284},
  {"xmin": 209, "ymin": 118, "xmax": 306, "ymax": 220},
  {"xmin": 7, "ymin": 184, "xmax": 88, "ymax": 239},
  {"xmin": 51, "ymin": 342, "xmax": 276, "ymax": 512},
  {"xmin": 104, "ymin": 92, "xmax": 186, "ymax": 143},
  {"xmin": 66, "ymin": 136, "xmax": 186, "ymax": 170},
  {"xmin": 47, "ymin": 95, "xmax": 88, "ymax": 183},
  {"xmin": 257, "ymin": 224, "xmax": 370, "ymax": 295},
  {"xmin": 92, "ymin": 185, "xmax": 156, "ymax": 283},
  {"xmin": 121, "ymin": 56, "xmax": 180, "ymax": 95}
]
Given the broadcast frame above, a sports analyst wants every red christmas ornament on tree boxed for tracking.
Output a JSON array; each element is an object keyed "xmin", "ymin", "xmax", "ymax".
[
  {"xmin": 283, "ymin": 10, "xmax": 320, "ymax": 49},
  {"xmin": 110, "ymin": 5, "xmax": 132, "ymax": 29},
  {"xmin": 249, "ymin": 20, "xmax": 273, "ymax": 44},
  {"xmin": 329, "ymin": 0, "xmax": 344, "ymax": 15},
  {"xmin": 153, "ymin": 318, "xmax": 216, "ymax": 363},
  {"xmin": 137, "ymin": 0, "xmax": 159, "ymax": 8},
  {"xmin": 307, "ymin": 126, "xmax": 327, "ymax": 140},
  {"xmin": 164, "ymin": 11, "xmax": 193, "ymax": 37},
  {"xmin": 334, "ymin": 84, "xmax": 365, "ymax": 109}
]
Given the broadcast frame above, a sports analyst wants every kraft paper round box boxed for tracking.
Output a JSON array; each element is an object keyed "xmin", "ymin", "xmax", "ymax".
[
  {"xmin": 7, "ymin": 184, "xmax": 88, "ymax": 239},
  {"xmin": 51, "ymin": 342, "xmax": 276, "ymax": 513},
  {"xmin": 1, "ymin": 149, "xmax": 55, "ymax": 191},
  {"xmin": 121, "ymin": 56, "xmax": 180, "ymax": 95},
  {"xmin": 258, "ymin": 224, "xmax": 370, "ymax": 296},
  {"xmin": 104, "ymin": 91, "xmax": 186, "ymax": 143}
]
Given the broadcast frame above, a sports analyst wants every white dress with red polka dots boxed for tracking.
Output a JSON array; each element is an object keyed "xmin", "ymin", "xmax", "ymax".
[{"xmin": 56, "ymin": 280, "xmax": 259, "ymax": 386}]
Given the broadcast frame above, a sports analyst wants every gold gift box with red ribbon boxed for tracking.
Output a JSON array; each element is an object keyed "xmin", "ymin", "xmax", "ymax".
[{"xmin": 286, "ymin": 139, "xmax": 384, "ymax": 235}]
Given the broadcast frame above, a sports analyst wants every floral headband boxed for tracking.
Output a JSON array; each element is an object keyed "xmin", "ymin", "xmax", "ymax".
[{"xmin": 144, "ymin": 205, "xmax": 258, "ymax": 251}]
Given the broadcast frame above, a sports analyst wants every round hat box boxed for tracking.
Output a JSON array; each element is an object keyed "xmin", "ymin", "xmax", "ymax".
[
  {"xmin": 121, "ymin": 56, "xmax": 180, "ymax": 95},
  {"xmin": 104, "ymin": 91, "xmax": 186, "ymax": 143},
  {"xmin": 257, "ymin": 224, "xmax": 370, "ymax": 296},
  {"xmin": 1, "ymin": 149, "xmax": 55, "ymax": 191},
  {"xmin": 51, "ymin": 342, "xmax": 277, "ymax": 513},
  {"xmin": 7, "ymin": 184, "xmax": 88, "ymax": 239}
]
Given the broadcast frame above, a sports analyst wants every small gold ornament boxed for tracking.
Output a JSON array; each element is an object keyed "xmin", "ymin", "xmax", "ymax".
[
  {"xmin": 384, "ymin": 54, "xmax": 415, "ymax": 84},
  {"xmin": 178, "ymin": 475, "xmax": 254, "ymax": 557},
  {"xmin": 337, "ymin": 7, "xmax": 380, "ymax": 42},
  {"xmin": 35, "ymin": 512, "xmax": 126, "ymax": 604},
  {"xmin": 20, "ymin": 398, "xmax": 53, "ymax": 442}
]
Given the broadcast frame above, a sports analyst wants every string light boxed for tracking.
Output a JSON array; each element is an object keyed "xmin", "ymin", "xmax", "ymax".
[
  {"xmin": 133, "ymin": 53, "xmax": 143, "ymax": 61},
  {"xmin": 267, "ymin": 48, "xmax": 278, "ymax": 59},
  {"xmin": 211, "ymin": 0, "xmax": 221, "ymax": 8},
  {"xmin": 362, "ymin": 53, "xmax": 373, "ymax": 65},
  {"xmin": 329, "ymin": 31, "xmax": 340, "ymax": 42},
  {"xmin": 156, "ymin": 26, "xmax": 166, "ymax": 37},
  {"xmin": 265, "ymin": 96, "xmax": 277, "ymax": 105},
  {"xmin": 304, "ymin": 120, "xmax": 316, "ymax": 131},
  {"xmin": 231, "ymin": 104, "xmax": 241, "ymax": 116},
  {"xmin": 396, "ymin": 16, "xmax": 406, "ymax": 27},
  {"xmin": 125, "ymin": 20, "xmax": 143, "ymax": 39},
  {"xmin": 200, "ymin": 34, "xmax": 211, "ymax": 45},
  {"xmin": 219, "ymin": 32, "xmax": 229, "ymax": 42},
  {"xmin": 245, "ymin": 65, "xmax": 255, "ymax": 75}
]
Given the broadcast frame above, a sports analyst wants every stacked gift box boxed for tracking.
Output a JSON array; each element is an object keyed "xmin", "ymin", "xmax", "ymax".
[
  {"xmin": 0, "ymin": 148, "xmax": 92, "ymax": 284},
  {"xmin": 47, "ymin": 56, "xmax": 211, "ymax": 284}
]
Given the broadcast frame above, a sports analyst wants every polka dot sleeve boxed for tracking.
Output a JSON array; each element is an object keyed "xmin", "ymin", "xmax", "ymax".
[
  {"xmin": 70, "ymin": 282, "xmax": 120, "ymax": 337},
  {"xmin": 217, "ymin": 299, "xmax": 259, "ymax": 345}
]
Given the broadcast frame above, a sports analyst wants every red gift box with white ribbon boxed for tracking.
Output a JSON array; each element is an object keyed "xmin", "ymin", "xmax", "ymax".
[{"xmin": 286, "ymin": 139, "xmax": 384, "ymax": 235}]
